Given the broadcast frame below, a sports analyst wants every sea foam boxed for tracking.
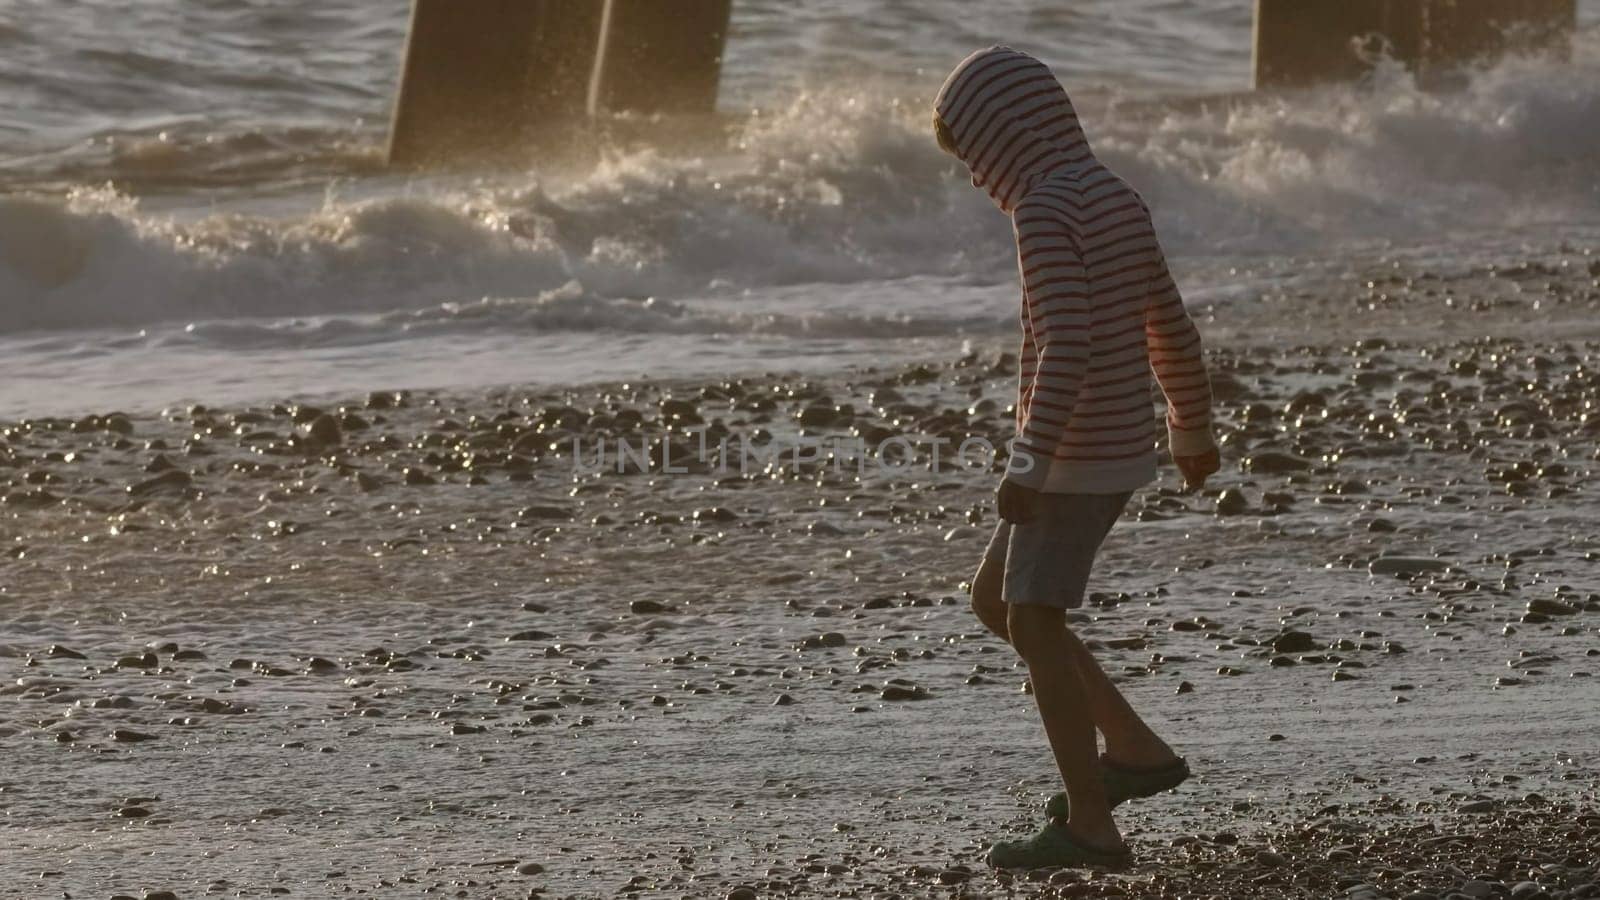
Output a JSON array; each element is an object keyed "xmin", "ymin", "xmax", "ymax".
[{"xmin": 2, "ymin": 36, "xmax": 1598, "ymax": 341}]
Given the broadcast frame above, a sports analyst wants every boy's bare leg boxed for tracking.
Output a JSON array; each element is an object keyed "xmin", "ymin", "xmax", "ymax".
[
  {"xmin": 972, "ymin": 572, "xmax": 1177, "ymax": 768},
  {"xmin": 1006, "ymin": 603, "xmax": 1126, "ymax": 851},
  {"xmin": 1055, "ymin": 626, "xmax": 1180, "ymax": 770},
  {"xmin": 970, "ymin": 560, "xmax": 1011, "ymax": 640}
]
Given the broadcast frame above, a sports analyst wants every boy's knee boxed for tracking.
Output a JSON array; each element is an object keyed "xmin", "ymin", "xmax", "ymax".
[
  {"xmin": 1007, "ymin": 604, "xmax": 1065, "ymax": 660},
  {"xmin": 970, "ymin": 567, "xmax": 1006, "ymax": 628}
]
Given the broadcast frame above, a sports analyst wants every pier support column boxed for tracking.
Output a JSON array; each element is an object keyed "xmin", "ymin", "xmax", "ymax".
[
  {"xmin": 1253, "ymin": 0, "xmax": 1422, "ymax": 89},
  {"xmin": 1253, "ymin": 0, "xmax": 1575, "ymax": 90},
  {"xmin": 387, "ymin": 0, "xmax": 733, "ymax": 167},
  {"xmin": 588, "ymin": 0, "xmax": 733, "ymax": 116},
  {"xmin": 387, "ymin": 0, "xmax": 604, "ymax": 168},
  {"xmin": 1423, "ymin": 0, "xmax": 1577, "ymax": 73}
]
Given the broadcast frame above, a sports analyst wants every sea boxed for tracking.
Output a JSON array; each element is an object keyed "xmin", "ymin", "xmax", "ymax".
[{"xmin": 2, "ymin": 0, "xmax": 1599, "ymax": 417}]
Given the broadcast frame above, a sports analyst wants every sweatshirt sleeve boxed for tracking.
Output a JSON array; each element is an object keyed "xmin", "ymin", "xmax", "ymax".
[
  {"xmin": 1145, "ymin": 236, "xmax": 1217, "ymax": 457},
  {"xmin": 1006, "ymin": 202, "xmax": 1091, "ymax": 489}
]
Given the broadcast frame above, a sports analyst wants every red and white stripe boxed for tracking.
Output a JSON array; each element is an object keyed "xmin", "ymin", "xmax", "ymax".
[{"xmin": 936, "ymin": 46, "xmax": 1216, "ymax": 493}]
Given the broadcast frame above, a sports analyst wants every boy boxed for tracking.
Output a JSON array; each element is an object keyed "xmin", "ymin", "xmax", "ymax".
[{"xmin": 932, "ymin": 46, "xmax": 1222, "ymax": 868}]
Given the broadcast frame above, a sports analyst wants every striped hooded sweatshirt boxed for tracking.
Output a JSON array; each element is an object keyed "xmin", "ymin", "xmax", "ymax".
[{"xmin": 935, "ymin": 46, "xmax": 1217, "ymax": 493}]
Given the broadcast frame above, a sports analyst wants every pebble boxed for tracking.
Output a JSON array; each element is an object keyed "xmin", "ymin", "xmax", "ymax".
[
  {"xmin": 1272, "ymin": 631, "xmax": 1319, "ymax": 653},
  {"xmin": 1369, "ymin": 556, "xmax": 1451, "ymax": 576},
  {"xmin": 304, "ymin": 413, "xmax": 343, "ymax": 447},
  {"xmin": 660, "ymin": 398, "xmax": 701, "ymax": 424},
  {"xmin": 518, "ymin": 504, "xmax": 572, "ymax": 520},
  {"xmin": 128, "ymin": 469, "xmax": 192, "ymax": 495},
  {"xmin": 879, "ymin": 680, "xmax": 928, "ymax": 701},
  {"xmin": 1215, "ymin": 489, "xmax": 1250, "ymax": 516},
  {"xmin": 1527, "ymin": 597, "xmax": 1578, "ymax": 617},
  {"xmin": 115, "ymin": 651, "xmax": 158, "ymax": 670}
]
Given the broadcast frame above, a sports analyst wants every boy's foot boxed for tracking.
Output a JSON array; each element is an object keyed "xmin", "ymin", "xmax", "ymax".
[
  {"xmin": 987, "ymin": 821, "xmax": 1132, "ymax": 870},
  {"xmin": 1044, "ymin": 754, "xmax": 1190, "ymax": 819}
]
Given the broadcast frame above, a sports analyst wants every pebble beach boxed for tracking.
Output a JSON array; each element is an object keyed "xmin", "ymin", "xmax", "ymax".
[{"xmin": 4, "ymin": 247, "xmax": 1600, "ymax": 898}]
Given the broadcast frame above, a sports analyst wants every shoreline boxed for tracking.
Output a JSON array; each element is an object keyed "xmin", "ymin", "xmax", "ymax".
[{"xmin": 5, "ymin": 229, "xmax": 1598, "ymax": 422}]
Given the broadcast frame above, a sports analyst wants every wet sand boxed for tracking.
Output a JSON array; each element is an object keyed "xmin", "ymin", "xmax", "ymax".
[{"xmin": 2, "ymin": 254, "xmax": 1599, "ymax": 898}]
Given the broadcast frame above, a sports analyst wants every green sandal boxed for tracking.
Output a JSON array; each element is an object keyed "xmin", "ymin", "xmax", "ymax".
[
  {"xmin": 987, "ymin": 821, "xmax": 1133, "ymax": 870},
  {"xmin": 1044, "ymin": 754, "xmax": 1190, "ymax": 820}
]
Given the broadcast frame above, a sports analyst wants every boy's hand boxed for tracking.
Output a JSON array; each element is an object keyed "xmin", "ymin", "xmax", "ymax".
[
  {"xmin": 1174, "ymin": 448, "xmax": 1221, "ymax": 491},
  {"xmin": 997, "ymin": 479, "xmax": 1040, "ymax": 524}
]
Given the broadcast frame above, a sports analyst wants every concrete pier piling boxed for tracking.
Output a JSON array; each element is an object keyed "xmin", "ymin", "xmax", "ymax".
[
  {"xmin": 589, "ymin": 0, "xmax": 734, "ymax": 116},
  {"xmin": 1253, "ymin": 0, "xmax": 1576, "ymax": 89},
  {"xmin": 387, "ymin": 0, "xmax": 602, "ymax": 168},
  {"xmin": 386, "ymin": 0, "xmax": 1576, "ymax": 164},
  {"xmin": 1424, "ymin": 0, "xmax": 1578, "ymax": 72},
  {"xmin": 1254, "ymin": 0, "xmax": 1418, "ymax": 88},
  {"xmin": 387, "ymin": 0, "xmax": 731, "ymax": 168}
]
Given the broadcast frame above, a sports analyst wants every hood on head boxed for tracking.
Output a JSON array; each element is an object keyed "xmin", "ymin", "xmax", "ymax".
[{"xmin": 934, "ymin": 46, "xmax": 1093, "ymax": 212}]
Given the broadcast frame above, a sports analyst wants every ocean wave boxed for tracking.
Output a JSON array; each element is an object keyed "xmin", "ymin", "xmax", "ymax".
[
  {"xmin": 11, "ymin": 124, "xmax": 386, "ymax": 193},
  {"xmin": 3, "ymin": 35, "xmax": 1599, "ymax": 338},
  {"xmin": 1106, "ymin": 44, "xmax": 1600, "ymax": 248},
  {"xmin": 159, "ymin": 281, "xmax": 1007, "ymax": 350}
]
